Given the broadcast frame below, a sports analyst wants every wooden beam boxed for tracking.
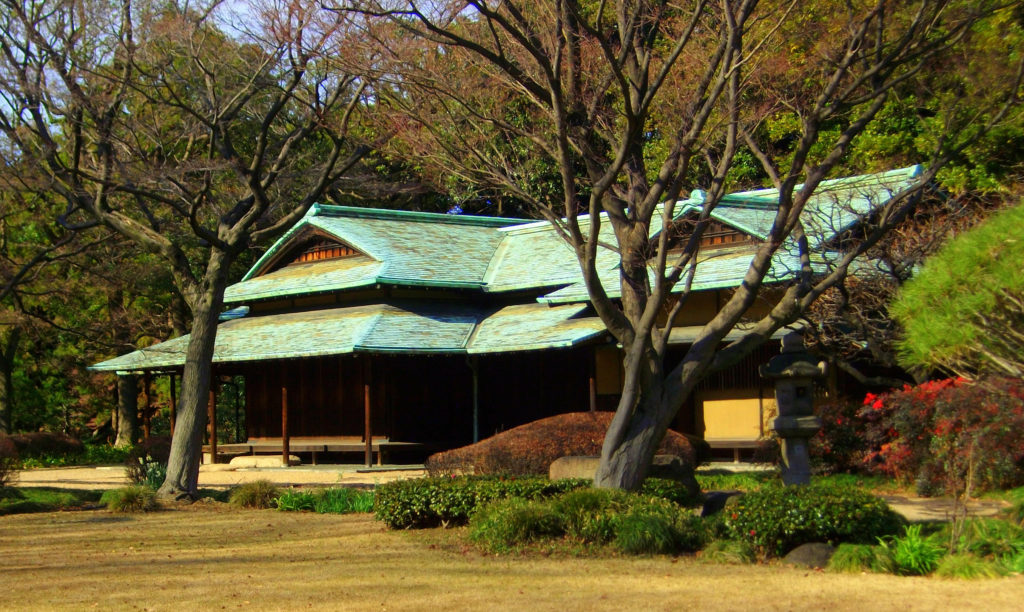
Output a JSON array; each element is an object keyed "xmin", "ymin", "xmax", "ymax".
[
  {"xmin": 281, "ymin": 384, "xmax": 290, "ymax": 467},
  {"xmin": 207, "ymin": 385, "xmax": 217, "ymax": 464},
  {"xmin": 364, "ymin": 357, "xmax": 372, "ymax": 468}
]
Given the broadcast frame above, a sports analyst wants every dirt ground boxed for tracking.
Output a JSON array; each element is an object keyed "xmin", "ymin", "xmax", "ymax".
[{"xmin": 2, "ymin": 505, "xmax": 1023, "ymax": 611}]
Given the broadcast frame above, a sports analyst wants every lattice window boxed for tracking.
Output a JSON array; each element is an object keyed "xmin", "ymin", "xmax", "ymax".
[
  {"xmin": 288, "ymin": 238, "xmax": 359, "ymax": 265},
  {"xmin": 665, "ymin": 216, "xmax": 754, "ymax": 252}
]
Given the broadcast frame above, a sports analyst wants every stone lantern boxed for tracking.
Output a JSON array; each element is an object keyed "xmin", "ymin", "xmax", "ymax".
[{"xmin": 759, "ymin": 332, "xmax": 826, "ymax": 485}]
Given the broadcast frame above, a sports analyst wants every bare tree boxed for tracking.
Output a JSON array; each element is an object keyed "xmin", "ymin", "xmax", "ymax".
[
  {"xmin": 340, "ymin": 0, "xmax": 1024, "ymax": 488},
  {"xmin": 0, "ymin": 0, "xmax": 371, "ymax": 498}
]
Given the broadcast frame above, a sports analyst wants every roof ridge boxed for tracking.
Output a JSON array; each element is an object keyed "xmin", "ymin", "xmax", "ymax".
[{"xmin": 311, "ymin": 203, "xmax": 526, "ymax": 228}]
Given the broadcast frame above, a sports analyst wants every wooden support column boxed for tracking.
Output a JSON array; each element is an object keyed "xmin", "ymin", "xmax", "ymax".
[
  {"xmin": 281, "ymin": 384, "xmax": 290, "ymax": 467},
  {"xmin": 207, "ymin": 384, "xmax": 217, "ymax": 464},
  {"xmin": 468, "ymin": 356, "xmax": 480, "ymax": 443},
  {"xmin": 168, "ymin": 374, "xmax": 177, "ymax": 436},
  {"xmin": 588, "ymin": 350, "xmax": 598, "ymax": 413},
  {"xmin": 364, "ymin": 357, "xmax": 372, "ymax": 468},
  {"xmin": 142, "ymin": 372, "xmax": 152, "ymax": 440}
]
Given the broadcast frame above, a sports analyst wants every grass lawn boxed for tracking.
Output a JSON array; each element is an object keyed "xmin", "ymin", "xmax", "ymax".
[
  {"xmin": 2, "ymin": 505, "xmax": 1023, "ymax": 611},
  {"xmin": 0, "ymin": 487, "xmax": 102, "ymax": 515}
]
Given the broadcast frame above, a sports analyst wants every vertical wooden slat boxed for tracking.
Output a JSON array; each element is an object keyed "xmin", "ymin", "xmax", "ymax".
[
  {"xmin": 207, "ymin": 385, "xmax": 217, "ymax": 465},
  {"xmin": 364, "ymin": 357, "xmax": 372, "ymax": 467},
  {"xmin": 281, "ymin": 384, "xmax": 290, "ymax": 467}
]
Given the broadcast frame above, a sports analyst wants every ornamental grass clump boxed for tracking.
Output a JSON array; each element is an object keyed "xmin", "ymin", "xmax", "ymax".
[
  {"xmin": 101, "ymin": 486, "xmax": 159, "ymax": 513},
  {"xmin": 827, "ymin": 543, "xmax": 892, "ymax": 573},
  {"xmin": 314, "ymin": 488, "xmax": 374, "ymax": 514},
  {"xmin": 877, "ymin": 525, "xmax": 945, "ymax": 576},
  {"xmin": 698, "ymin": 539, "xmax": 756, "ymax": 565},
  {"xmin": 934, "ymin": 553, "xmax": 1007, "ymax": 579},
  {"xmin": 228, "ymin": 480, "xmax": 280, "ymax": 509},
  {"xmin": 275, "ymin": 490, "xmax": 317, "ymax": 512},
  {"xmin": 723, "ymin": 484, "xmax": 904, "ymax": 557}
]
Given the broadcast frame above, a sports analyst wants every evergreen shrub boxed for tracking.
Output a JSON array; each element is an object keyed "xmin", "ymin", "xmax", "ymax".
[
  {"xmin": 468, "ymin": 498, "xmax": 565, "ymax": 553},
  {"xmin": 723, "ymin": 484, "xmax": 904, "ymax": 557},
  {"xmin": 374, "ymin": 476, "xmax": 588, "ymax": 529}
]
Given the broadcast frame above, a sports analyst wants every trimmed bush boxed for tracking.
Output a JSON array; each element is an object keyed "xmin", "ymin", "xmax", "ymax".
[
  {"xmin": 468, "ymin": 498, "xmax": 565, "ymax": 553},
  {"xmin": 426, "ymin": 412, "xmax": 702, "ymax": 476},
  {"xmin": 723, "ymin": 484, "xmax": 904, "ymax": 557},
  {"xmin": 4, "ymin": 432, "xmax": 83, "ymax": 462},
  {"xmin": 228, "ymin": 480, "xmax": 280, "ymax": 509},
  {"xmin": 101, "ymin": 486, "xmax": 159, "ymax": 512},
  {"xmin": 639, "ymin": 477, "xmax": 703, "ymax": 508},
  {"xmin": 374, "ymin": 476, "xmax": 589, "ymax": 529}
]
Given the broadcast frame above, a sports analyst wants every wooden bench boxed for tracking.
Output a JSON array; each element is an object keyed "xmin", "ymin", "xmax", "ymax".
[
  {"xmin": 203, "ymin": 436, "xmax": 423, "ymax": 467},
  {"xmin": 704, "ymin": 438, "xmax": 763, "ymax": 463}
]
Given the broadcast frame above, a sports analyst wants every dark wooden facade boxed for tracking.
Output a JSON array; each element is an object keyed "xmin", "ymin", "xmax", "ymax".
[{"xmin": 229, "ymin": 346, "xmax": 594, "ymax": 454}]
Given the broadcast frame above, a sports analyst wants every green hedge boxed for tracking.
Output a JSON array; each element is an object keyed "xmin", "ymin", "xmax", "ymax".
[
  {"xmin": 373, "ymin": 476, "xmax": 700, "ymax": 529},
  {"xmin": 723, "ymin": 484, "xmax": 904, "ymax": 556},
  {"xmin": 374, "ymin": 476, "xmax": 588, "ymax": 529}
]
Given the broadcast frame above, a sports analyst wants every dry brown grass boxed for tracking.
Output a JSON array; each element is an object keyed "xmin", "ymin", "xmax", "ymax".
[{"xmin": 2, "ymin": 505, "xmax": 1024, "ymax": 611}]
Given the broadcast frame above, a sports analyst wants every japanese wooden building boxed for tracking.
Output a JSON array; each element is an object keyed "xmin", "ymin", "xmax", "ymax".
[{"xmin": 91, "ymin": 166, "xmax": 922, "ymax": 464}]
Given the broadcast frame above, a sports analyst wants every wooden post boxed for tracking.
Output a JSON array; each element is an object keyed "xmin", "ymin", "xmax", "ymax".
[
  {"xmin": 588, "ymin": 350, "xmax": 598, "ymax": 413},
  {"xmin": 207, "ymin": 385, "xmax": 217, "ymax": 464},
  {"xmin": 168, "ymin": 373, "xmax": 177, "ymax": 436},
  {"xmin": 142, "ymin": 372, "xmax": 152, "ymax": 440},
  {"xmin": 364, "ymin": 357, "xmax": 372, "ymax": 468},
  {"xmin": 281, "ymin": 384, "xmax": 290, "ymax": 467}
]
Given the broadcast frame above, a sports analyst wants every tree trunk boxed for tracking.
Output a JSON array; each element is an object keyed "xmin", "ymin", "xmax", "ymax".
[
  {"xmin": 114, "ymin": 374, "xmax": 139, "ymax": 447},
  {"xmin": 594, "ymin": 386, "xmax": 674, "ymax": 490},
  {"xmin": 158, "ymin": 254, "xmax": 231, "ymax": 500},
  {"xmin": 0, "ymin": 327, "xmax": 20, "ymax": 435}
]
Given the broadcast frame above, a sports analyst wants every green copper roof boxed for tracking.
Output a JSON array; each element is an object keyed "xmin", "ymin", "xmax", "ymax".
[
  {"xmin": 226, "ymin": 205, "xmax": 526, "ymax": 304},
  {"xmin": 538, "ymin": 245, "xmax": 834, "ymax": 304},
  {"xmin": 90, "ymin": 301, "xmax": 609, "ymax": 371},
  {"xmin": 679, "ymin": 165, "xmax": 922, "ymax": 247},
  {"xmin": 468, "ymin": 303, "xmax": 606, "ymax": 354}
]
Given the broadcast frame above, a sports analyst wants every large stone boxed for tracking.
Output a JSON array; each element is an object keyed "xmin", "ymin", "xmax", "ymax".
[
  {"xmin": 228, "ymin": 454, "xmax": 302, "ymax": 468},
  {"xmin": 783, "ymin": 542, "xmax": 836, "ymax": 569},
  {"xmin": 548, "ymin": 455, "xmax": 600, "ymax": 480}
]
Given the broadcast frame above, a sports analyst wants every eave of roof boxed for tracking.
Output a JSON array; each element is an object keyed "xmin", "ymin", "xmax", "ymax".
[{"xmin": 89, "ymin": 301, "xmax": 608, "ymax": 371}]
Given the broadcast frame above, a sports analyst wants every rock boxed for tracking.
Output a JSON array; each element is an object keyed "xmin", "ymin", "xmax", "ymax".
[
  {"xmin": 228, "ymin": 455, "xmax": 301, "ymax": 468},
  {"xmin": 783, "ymin": 542, "xmax": 836, "ymax": 569},
  {"xmin": 548, "ymin": 456, "xmax": 600, "ymax": 480}
]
